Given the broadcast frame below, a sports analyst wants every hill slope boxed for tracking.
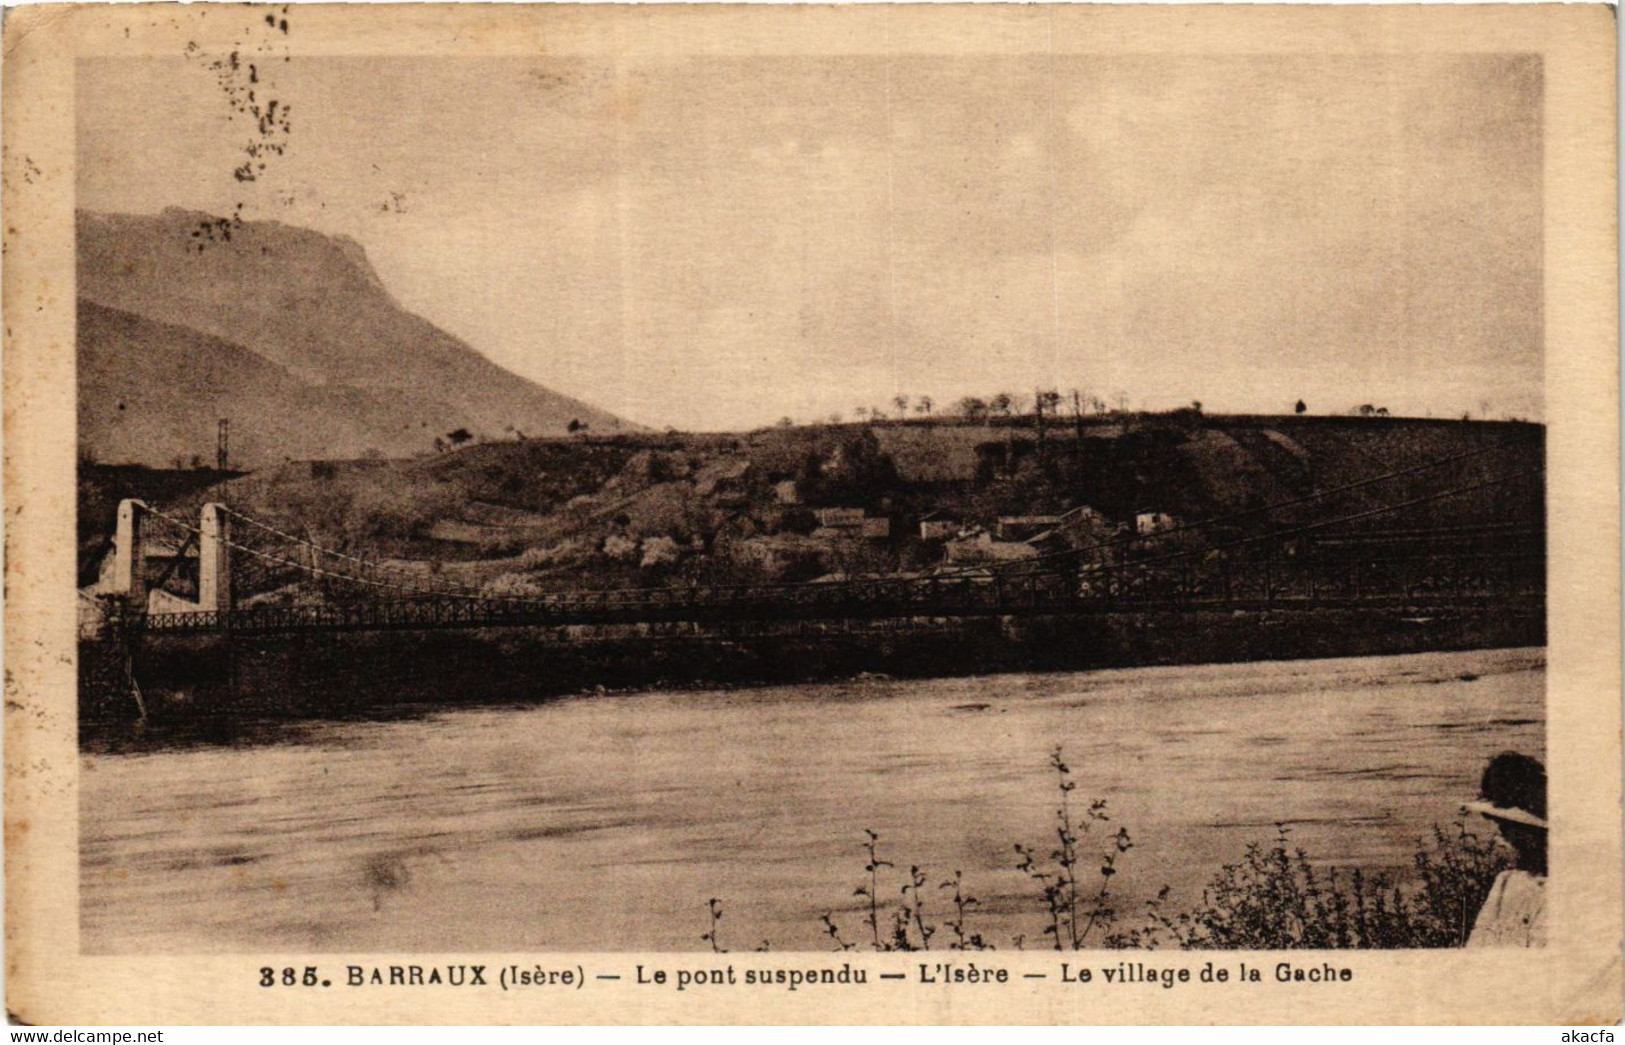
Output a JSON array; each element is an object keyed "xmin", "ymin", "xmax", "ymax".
[
  {"xmin": 77, "ymin": 208, "xmax": 628, "ymax": 465},
  {"xmin": 133, "ymin": 414, "xmax": 1540, "ymax": 595},
  {"xmin": 78, "ymin": 299, "xmax": 443, "ymax": 466}
]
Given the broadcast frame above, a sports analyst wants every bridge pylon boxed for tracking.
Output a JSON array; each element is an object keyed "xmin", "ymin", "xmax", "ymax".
[
  {"xmin": 198, "ymin": 503, "xmax": 232, "ymax": 614},
  {"xmin": 111, "ymin": 499, "xmax": 149, "ymax": 612},
  {"xmin": 108, "ymin": 499, "xmax": 232, "ymax": 615}
]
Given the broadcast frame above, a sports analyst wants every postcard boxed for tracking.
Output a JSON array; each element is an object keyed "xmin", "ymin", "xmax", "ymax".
[{"xmin": 4, "ymin": 2, "xmax": 1618, "ymax": 1025}]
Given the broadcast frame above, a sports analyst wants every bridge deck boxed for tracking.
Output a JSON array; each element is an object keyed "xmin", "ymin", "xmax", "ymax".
[{"xmin": 134, "ymin": 583, "xmax": 1543, "ymax": 636}]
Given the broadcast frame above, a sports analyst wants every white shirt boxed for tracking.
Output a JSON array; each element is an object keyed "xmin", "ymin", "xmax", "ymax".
[{"xmin": 1466, "ymin": 869, "xmax": 1546, "ymax": 947}]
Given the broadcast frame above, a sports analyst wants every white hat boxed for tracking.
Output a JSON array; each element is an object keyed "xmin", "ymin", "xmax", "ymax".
[{"xmin": 1465, "ymin": 799, "xmax": 1548, "ymax": 830}]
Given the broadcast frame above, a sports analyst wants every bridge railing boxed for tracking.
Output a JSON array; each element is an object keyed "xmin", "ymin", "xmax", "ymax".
[{"xmin": 130, "ymin": 545, "xmax": 1545, "ymax": 636}]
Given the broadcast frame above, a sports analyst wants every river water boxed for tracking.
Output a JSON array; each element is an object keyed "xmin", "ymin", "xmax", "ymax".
[{"xmin": 81, "ymin": 647, "xmax": 1544, "ymax": 953}]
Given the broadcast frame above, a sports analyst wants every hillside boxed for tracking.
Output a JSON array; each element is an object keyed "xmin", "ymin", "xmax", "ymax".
[
  {"xmin": 78, "ymin": 300, "xmax": 440, "ymax": 467},
  {"xmin": 111, "ymin": 413, "xmax": 1543, "ymax": 598},
  {"xmin": 77, "ymin": 209, "xmax": 629, "ymax": 466}
]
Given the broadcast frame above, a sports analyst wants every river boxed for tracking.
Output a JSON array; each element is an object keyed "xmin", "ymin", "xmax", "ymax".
[{"xmin": 80, "ymin": 646, "xmax": 1544, "ymax": 952}]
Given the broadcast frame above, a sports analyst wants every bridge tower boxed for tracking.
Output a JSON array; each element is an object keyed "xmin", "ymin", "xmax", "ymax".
[
  {"xmin": 198, "ymin": 503, "xmax": 232, "ymax": 614},
  {"xmin": 109, "ymin": 499, "xmax": 233, "ymax": 615},
  {"xmin": 110, "ymin": 499, "xmax": 148, "ymax": 612}
]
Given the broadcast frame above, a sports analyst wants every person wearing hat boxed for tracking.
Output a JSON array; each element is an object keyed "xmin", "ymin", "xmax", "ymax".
[{"xmin": 1465, "ymin": 751, "xmax": 1547, "ymax": 947}]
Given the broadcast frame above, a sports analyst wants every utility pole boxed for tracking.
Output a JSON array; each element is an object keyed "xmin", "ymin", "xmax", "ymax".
[{"xmin": 217, "ymin": 418, "xmax": 230, "ymax": 472}]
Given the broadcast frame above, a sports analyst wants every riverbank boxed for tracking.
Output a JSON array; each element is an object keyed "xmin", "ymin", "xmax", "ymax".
[{"xmin": 82, "ymin": 602, "xmax": 1543, "ymax": 749}]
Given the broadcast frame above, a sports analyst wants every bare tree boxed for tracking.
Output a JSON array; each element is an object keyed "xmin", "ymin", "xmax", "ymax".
[
  {"xmin": 892, "ymin": 394, "xmax": 910, "ymax": 418},
  {"xmin": 1035, "ymin": 389, "xmax": 1061, "ymax": 450},
  {"xmin": 915, "ymin": 395, "xmax": 934, "ymax": 419}
]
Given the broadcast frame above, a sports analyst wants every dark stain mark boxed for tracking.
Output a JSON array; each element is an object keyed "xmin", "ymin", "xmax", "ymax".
[
  {"xmin": 184, "ymin": 10, "xmax": 293, "ymax": 216},
  {"xmin": 363, "ymin": 853, "xmax": 411, "ymax": 911}
]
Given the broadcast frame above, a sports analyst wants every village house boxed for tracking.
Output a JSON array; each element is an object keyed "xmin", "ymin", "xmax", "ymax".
[
  {"xmin": 996, "ymin": 515, "xmax": 1063, "ymax": 542},
  {"xmin": 815, "ymin": 507, "xmax": 866, "ymax": 529},
  {"xmin": 811, "ymin": 506, "xmax": 890, "ymax": 541},
  {"xmin": 918, "ymin": 510, "xmax": 960, "ymax": 541},
  {"xmin": 945, "ymin": 528, "xmax": 1040, "ymax": 564},
  {"xmin": 861, "ymin": 517, "xmax": 891, "ymax": 539},
  {"xmin": 1136, "ymin": 510, "xmax": 1179, "ymax": 536}
]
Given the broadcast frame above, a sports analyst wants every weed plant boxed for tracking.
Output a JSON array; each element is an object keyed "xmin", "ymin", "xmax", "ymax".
[{"xmin": 711, "ymin": 747, "xmax": 1513, "ymax": 951}]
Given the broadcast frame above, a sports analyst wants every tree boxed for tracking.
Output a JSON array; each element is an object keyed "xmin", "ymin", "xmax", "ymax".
[
  {"xmin": 1295, "ymin": 399, "xmax": 1307, "ymax": 415},
  {"xmin": 915, "ymin": 395, "xmax": 934, "ymax": 418},
  {"xmin": 447, "ymin": 427, "xmax": 473, "ymax": 446},
  {"xmin": 566, "ymin": 419, "xmax": 587, "ymax": 434},
  {"xmin": 854, "ymin": 406, "xmax": 870, "ymax": 421},
  {"xmin": 892, "ymin": 394, "xmax": 910, "ymax": 417},
  {"xmin": 777, "ymin": 416, "xmax": 794, "ymax": 428},
  {"xmin": 1358, "ymin": 404, "xmax": 1376, "ymax": 418},
  {"xmin": 955, "ymin": 396, "xmax": 989, "ymax": 422},
  {"xmin": 1034, "ymin": 389, "xmax": 1061, "ymax": 451},
  {"xmin": 990, "ymin": 392, "xmax": 1013, "ymax": 418},
  {"xmin": 1190, "ymin": 400, "xmax": 1202, "ymax": 414}
]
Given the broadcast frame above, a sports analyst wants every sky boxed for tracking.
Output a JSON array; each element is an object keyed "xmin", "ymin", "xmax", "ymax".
[{"xmin": 78, "ymin": 49, "xmax": 1543, "ymax": 431}]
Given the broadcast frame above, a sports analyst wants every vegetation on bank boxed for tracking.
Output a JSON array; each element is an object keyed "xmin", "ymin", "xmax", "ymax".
[
  {"xmin": 701, "ymin": 747, "xmax": 1510, "ymax": 953},
  {"xmin": 81, "ymin": 410, "xmax": 1544, "ymax": 600}
]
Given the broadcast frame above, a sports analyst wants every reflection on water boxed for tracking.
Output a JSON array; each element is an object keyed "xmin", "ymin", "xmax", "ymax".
[{"xmin": 81, "ymin": 647, "xmax": 1544, "ymax": 952}]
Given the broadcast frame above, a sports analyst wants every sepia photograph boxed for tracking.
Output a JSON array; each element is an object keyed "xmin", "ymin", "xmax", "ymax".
[{"xmin": 5, "ymin": 2, "xmax": 1618, "ymax": 1026}]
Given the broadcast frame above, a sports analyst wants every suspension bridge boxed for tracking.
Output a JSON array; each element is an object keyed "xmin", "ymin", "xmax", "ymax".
[{"xmin": 86, "ymin": 445, "xmax": 1545, "ymax": 640}]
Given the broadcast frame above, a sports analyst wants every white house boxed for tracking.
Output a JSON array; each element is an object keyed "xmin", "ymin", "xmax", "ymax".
[{"xmin": 1136, "ymin": 511, "xmax": 1179, "ymax": 536}]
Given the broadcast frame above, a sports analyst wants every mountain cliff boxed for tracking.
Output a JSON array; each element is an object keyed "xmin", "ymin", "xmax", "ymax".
[{"xmin": 77, "ymin": 208, "xmax": 628, "ymax": 466}]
